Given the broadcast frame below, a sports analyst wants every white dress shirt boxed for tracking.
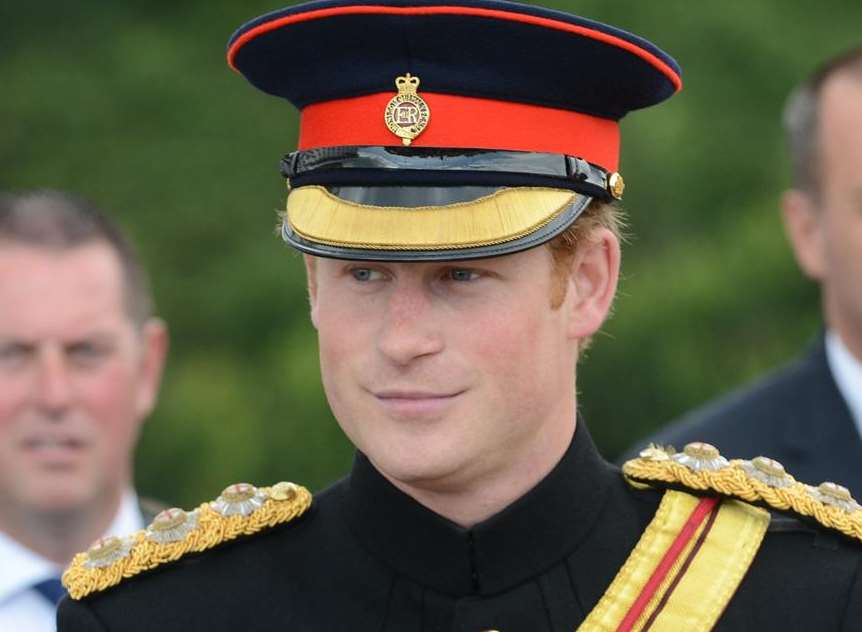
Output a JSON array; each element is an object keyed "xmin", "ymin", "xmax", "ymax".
[
  {"xmin": 0, "ymin": 491, "xmax": 145, "ymax": 632},
  {"xmin": 825, "ymin": 330, "xmax": 862, "ymax": 442}
]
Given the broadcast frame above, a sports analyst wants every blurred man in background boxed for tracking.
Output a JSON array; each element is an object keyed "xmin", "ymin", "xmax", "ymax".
[
  {"xmin": 0, "ymin": 190, "xmax": 168, "ymax": 631},
  {"xmin": 621, "ymin": 47, "xmax": 862, "ymax": 495}
]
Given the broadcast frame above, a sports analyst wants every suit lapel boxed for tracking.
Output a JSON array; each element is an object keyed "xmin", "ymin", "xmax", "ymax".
[{"xmin": 783, "ymin": 335, "xmax": 862, "ymax": 496}]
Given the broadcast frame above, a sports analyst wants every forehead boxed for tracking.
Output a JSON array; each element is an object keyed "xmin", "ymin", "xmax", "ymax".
[{"xmin": 0, "ymin": 242, "xmax": 129, "ymax": 337}]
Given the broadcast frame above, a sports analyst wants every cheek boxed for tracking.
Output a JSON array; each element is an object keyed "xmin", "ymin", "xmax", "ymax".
[
  {"xmin": 317, "ymin": 310, "xmax": 359, "ymax": 363},
  {"xmin": 460, "ymin": 306, "xmax": 550, "ymax": 387},
  {"xmin": 0, "ymin": 407, "xmax": 23, "ymax": 464},
  {"xmin": 76, "ymin": 364, "xmax": 143, "ymax": 438},
  {"xmin": 0, "ymin": 378, "xmax": 29, "ymax": 429},
  {"xmin": 824, "ymin": 216, "xmax": 862, "ymax": 283},
  {"xmin": 315, "ymin": 288, "xmax": 381, "ymax": 362},
  {"xmin": 468, "ymin": 294, "xmax": 549, "ymax": 352},
  {"xmin": 315, "ymin": 306, "xmax": 374, "ymax": 403},
  {"xmin": 466, "ymin": 298, "xmax": 569, "ymax": 413},
  {"xmin": 469, "ymin": 314, "xmax": 526, "ymax": 362}
]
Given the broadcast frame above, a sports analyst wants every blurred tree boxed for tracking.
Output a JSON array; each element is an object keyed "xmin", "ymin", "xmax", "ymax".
[{"xmin": 1, "ymin": 0, "xmax": 859, "ymax": 505}]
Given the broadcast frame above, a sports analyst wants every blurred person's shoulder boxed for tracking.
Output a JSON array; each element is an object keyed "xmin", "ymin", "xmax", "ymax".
[{"xmin": 618, "ymin": 335, "xmax": 850, "ymax": 465}]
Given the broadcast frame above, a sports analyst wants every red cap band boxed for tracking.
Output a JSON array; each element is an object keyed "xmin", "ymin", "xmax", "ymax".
[{"xmin": 299, "ymin": 92, "xmax": 620, "ymax": 171}]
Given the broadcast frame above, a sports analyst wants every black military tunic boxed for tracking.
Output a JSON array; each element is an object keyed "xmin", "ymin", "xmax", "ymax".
[{"xmin": 58, "ymin": 424, "xmax": 862, "ymax": 631}]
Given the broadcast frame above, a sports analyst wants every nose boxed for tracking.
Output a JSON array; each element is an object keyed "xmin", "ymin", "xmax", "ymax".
[
  {"xmin": 34, "ymin": 347, "xmax": 73, "ymax": 418},
  {"xmin": 376, "ymin": 282, "xmax": 444, "ymax": 366}
]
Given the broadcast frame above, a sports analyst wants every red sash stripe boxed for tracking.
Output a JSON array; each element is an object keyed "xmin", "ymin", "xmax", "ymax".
[
  {"xmin": 640, "ymin": 500, "xmax": 720, "ymax": 631},
  {"xmin": 615, "ymin": 496, "xmax": 720, "ymax": 632}
]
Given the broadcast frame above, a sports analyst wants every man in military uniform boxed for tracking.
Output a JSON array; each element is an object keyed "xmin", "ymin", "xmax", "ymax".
[{"xmin": 58, "ymin": 2, "xmax": 862, "ymax": 630}]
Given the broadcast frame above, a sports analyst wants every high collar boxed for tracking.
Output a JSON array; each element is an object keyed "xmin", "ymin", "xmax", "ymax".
[{"xmin": 342, "ymin": 422, "xmax": 617, "ymax": 597}]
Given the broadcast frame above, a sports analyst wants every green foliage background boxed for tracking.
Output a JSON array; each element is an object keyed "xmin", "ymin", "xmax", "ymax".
[{"xmin": 2, "ymin": 1, "xmax": 860, "ymax": 506}]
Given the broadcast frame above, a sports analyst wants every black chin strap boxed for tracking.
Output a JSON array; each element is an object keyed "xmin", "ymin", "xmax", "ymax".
[{"xmin": 280, "ymin": 146, "xmax": 617, "ymax": 202}]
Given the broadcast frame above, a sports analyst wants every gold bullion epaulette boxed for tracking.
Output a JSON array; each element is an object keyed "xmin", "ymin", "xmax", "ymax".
[
  {"xmin": 622, "ymin": 442, "xmax": 862, "ymax": 544},
  {"xmin": 62, "ymin": 481, "xmax": 312, "ymax": 600}
]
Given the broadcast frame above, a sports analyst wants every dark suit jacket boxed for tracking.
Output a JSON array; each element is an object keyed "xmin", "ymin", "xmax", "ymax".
[
  {"xmin": 619, "ymin": 336, "xmax": 862, "ymax": 497},
  {"xmin": 58, "ymin": 424, "xmax": 862, "ymax": 631}
]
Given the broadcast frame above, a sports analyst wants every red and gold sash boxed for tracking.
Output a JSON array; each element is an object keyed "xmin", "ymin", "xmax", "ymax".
[{"xmin": 578, "ymin": 490, "xmax": 769, "ymax": 632}]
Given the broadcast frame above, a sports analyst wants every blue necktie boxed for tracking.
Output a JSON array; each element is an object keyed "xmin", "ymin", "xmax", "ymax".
[{"xmin": 33, "ymin": 577, "xmax": 66, "ymax": 606}]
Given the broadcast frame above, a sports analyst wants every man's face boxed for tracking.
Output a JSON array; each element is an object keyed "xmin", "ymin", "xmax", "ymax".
[
  {"xmin": 797, "ymin": 75, "xmax": 862, "ymax": 357},
  {"xmin": 306, "ymin": 246, "xmax": 582, "ymax": 492},
  {"xmin": 0, "ymin": 243, "xmax": 165, "ymax": 516}
]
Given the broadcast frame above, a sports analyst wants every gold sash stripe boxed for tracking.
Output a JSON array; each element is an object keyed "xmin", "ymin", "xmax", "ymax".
[
  {"xmin": 577, "ymin": 490, "xmax": 769, "ymax": 632},
  {"xmin": 632, "ymin": 497, "xmax": 719, "ymax": 631}
]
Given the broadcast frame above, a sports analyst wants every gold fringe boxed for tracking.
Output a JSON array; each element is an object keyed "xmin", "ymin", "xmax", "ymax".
[
  {"xmin": 622, "ymin": 456, "xmax": 862, "ymax": 543},
  {"xmin": 62, "ymin": 483, "xmax": 312, "ymax": 600},
  {"xmin": 286, "ymin": 185, "xmax": 578, "ymax": 250}
]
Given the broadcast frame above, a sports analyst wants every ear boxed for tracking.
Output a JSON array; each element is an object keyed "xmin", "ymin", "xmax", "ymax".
[
  {"xmin": 303, "ymin": 255, "xmax": 320, "ymax": 330},
  {"xmin": 781, "ymin": 189, "xmax": 826, "ymax": 281},
  {"xmin": 563, "ymin": 227, "xmax": 621, "ymax": 340},
  {"xmin": 134, "ymin": 318, "xmax": 169, "ymax": 419}
]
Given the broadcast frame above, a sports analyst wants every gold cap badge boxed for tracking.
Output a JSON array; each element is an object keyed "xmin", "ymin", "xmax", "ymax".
[{"xmin": 384, "ymin": 73, "xmax": 430, "ymax": 146}]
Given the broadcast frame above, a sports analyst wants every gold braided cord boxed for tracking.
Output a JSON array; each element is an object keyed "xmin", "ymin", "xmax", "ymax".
[
  {"xmin": 622, "ymin": 457, "xmax": 862, "ymax": 543},
  {"xmin": 62, "ymin": 484, "xmax": 312, "ymax": 600}
]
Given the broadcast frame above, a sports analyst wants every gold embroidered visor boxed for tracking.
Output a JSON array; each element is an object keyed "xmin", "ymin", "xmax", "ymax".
[{"xmin": 283, "ymin": 185, "xmax": 591, "ymax": 261}]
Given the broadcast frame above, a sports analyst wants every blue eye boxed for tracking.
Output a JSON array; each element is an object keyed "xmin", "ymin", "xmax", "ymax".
[
  {"xmin": 447, "ymin": 268, "xmax": 478, "ymax": 282},
  {"xmin": 350, "ymin": 268, "xmax": 384, "ymax": 282}
]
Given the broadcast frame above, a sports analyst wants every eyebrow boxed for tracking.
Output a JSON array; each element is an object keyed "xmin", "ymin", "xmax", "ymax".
[{"xmin": 0, "ymin": 331, "xmax": 119, "ymax": 345}]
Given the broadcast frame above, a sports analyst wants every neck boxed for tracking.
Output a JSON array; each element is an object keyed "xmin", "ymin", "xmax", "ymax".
[
  {"xmin": 0, "ymin": 491, "xmax": 123, "ymax": 565},
  {"xmin": 824, "ymin": 296, "xmax": 862, "ymax": 362},
  {"xmin": 382, "ymin": 403, "xmax": 578, "ymax": 528},
  {"xmin": 833, "ymin": 326, "xmax": 862, "ymax": 366}
]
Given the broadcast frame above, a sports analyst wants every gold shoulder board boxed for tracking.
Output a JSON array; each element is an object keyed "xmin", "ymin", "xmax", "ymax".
[
  {"xmin": 62, "ymin": 481, "xmax": 312, "ymax": 600},
  {"xmin": 623, "ymin": 442, "xmax": 862, "ymax": 544}
]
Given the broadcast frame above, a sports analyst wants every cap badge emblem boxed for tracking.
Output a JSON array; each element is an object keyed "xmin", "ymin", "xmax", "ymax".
[{"xmin": 384, "ymin": 73, "xmax": 430, "ymax": 146}]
